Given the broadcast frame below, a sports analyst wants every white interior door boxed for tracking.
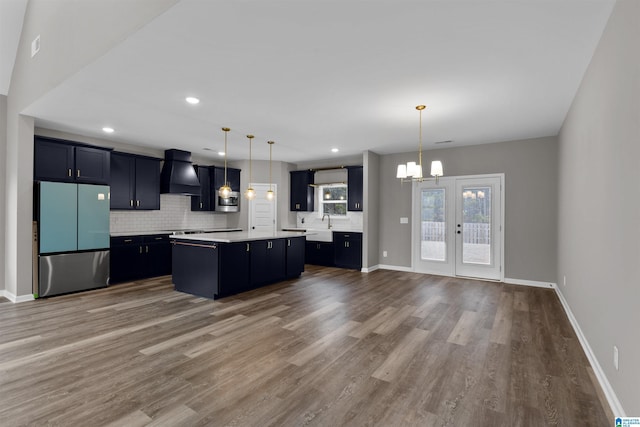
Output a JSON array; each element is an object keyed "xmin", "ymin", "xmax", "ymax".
[
  {"xmin": 413, "ymin": 175, "xmax": 504, "ymax": 281},
  {"xmin": 248, "ymin": 183, "xmax": 277, "ymax": 233}
]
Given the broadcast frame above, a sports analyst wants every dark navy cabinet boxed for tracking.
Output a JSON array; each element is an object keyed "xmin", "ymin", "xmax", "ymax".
[
  {"xmin": 110, "ymin": 234, "xmax": 171, "ymax": 284},
  {"xmin": 290, "ymin": 170, "xmax": 315, "ymax": 211},
  {"xmin": 191, "ymin": 166, "xmax": 212, "ymax": 211},
  {"xmin": 305, "ymin": 241, "xmax": 335, "ymax": 266},
  {"xmin": 250, "ymin": 239, "xmax": 286, "ymax": 287},
  {"xmin": 219, "ymin": 241, "xmax": 250, "ymax": 295},
  {"xmin": 347, "ymin": 166, "xmax": 363, "ymax": 211},
  {"xmin": 110, "ymin": 152, "xmax": 161, "ymax": 210},
  {"xmin": 333, "ymin": 231, "xmax": 362, "ymax": 270},
  {"xmin": 286, "ymin": 237, "xmax": 305, "ymax": 278},
  {"xmin": 214, "ymin": 166, "xmax": 241, "ymax": 192},
  {"xmin": 34, "ymin": 136, "xmax": 111, "ymax": 184}
]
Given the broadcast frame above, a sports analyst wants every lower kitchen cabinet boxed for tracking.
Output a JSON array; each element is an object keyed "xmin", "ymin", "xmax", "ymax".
[
  {"xmin": 219, "ymin": 241, "xmax": 250, "ymax": 296},
  {"xmin": 305, "ymin": 241, "xmax": 335, "ymax": 267},
  {"xmin": 110, "ymin": 234, "xmax": 171, "ymax": 284},
  {"xmin": 250, "ymin": 239, "xmax": 286, "ymax": 287},
  {"xmin": 333, "ymin": 232, "xmax": 363, "ymax": 270},
  {"xmin": 286, "ymin": 237, "xmax": 305, "ymax": 278},
  {"xmin": 172, "ymin": 236, "xmax": 304, "ymax": 299}
]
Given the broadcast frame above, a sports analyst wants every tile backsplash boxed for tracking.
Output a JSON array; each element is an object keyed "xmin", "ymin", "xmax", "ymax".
[
  {"xmin": 110, "ymin": 194, "xmax": 228, "ymax": 233},
  {"xmin": 296, "ymin": 211, "xmax": 363, "ymax": 231}
]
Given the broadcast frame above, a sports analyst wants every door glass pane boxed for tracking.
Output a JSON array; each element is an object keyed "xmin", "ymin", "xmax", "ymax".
[
  {"xmin": 462, "ymin": 187, "xmax": 491, "ymax": 265},
  {"xmin": 421, "ymin": 189, "xmax": 446, "ymax": 261}
]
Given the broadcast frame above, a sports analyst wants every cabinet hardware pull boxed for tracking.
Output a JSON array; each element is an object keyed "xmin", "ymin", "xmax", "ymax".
[
  {"xmin": 136, "ymin": 200, "xmax": 140, "ymax": 207},
  {"xmin": 77, "ymin": 169, "xmax": 80, "ymax": 177},
  {"xmin": 130, "ymin": 200, "xmax": 134, "ymax": 207},
  {"xmin": 173, "ymin": 241, "xmax": 217, "ymax": 249},
  {"xmin": 288, "ymin": 239, "xmax": 291, "ymax": 247},
  {"xmin": 155, "ymin": 237, "xmax": 163, "ymax": 240},
  {"xmin": 200, "ymin": 202, "xmax": 203, "ymax": 208},
  {"xmin": 246, "ymin": 243, "xmax": 250, "ymax": 252},
  {"xmin": 146, "ymin": 245, "xmax": 149, "ymax": 253},
  {"xmin": 124, "ymin": 239, "xmax": 133, "ymax": 243},
  {"xmin": 139, "ymin": 246, "xmax": 142, "ymax": 254},
  {"xmin": 68, "ymin": 168, "xmax": 72, "ymax": 177}
]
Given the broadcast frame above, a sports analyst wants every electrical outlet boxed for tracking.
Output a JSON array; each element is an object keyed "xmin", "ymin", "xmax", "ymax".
[
  {"xmin": 563, "ymin": 275, "xmax": 566, "ymax": 287},
  {"xmin": 400, "ymin": 217, "xmax": 408, "ymax": 224},
  {"xmin": 383, "ymin": 251, "xmax": 388, "ymax": 258},
  {"xmin": 31, "ymin": 35, "xmax": 41, "ymax": 57},
  {"xmin": 614, "ymin": 346, "xmax": 619, "ymax": 371}
]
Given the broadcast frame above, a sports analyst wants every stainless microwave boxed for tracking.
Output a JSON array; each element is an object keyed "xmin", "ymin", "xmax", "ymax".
[{"xmin": 215, "ymin": 191, "xmax": 239, "ymax": 212}]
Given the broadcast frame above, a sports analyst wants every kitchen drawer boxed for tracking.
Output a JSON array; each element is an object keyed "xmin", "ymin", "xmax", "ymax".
[{"xmin": 110, "ymin": 235, "xmax": 143, "ymax": 246}]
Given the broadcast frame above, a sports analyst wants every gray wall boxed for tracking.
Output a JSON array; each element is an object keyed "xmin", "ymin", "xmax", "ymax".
[
  {"xmin": 4, "ymin": 0, "xmax": 179, "ymax": 298},
  {"xmin": 364, "ymin": 151, "xmax": 380, "ymax": 269},
  {"xmin": 379, "ymin": 136, "xmax": 558, "ymax": 283},
  {"xmin": 0, "ymin": 94, "xmax": 6, "ymax": 292},
  {"xmin": 558, "ymin": 0, "xmax": 639, "ymax": 414}
]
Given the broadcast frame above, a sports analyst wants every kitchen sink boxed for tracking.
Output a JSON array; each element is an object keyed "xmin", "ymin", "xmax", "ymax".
[{"xmin": 304, "ymin": 229, "xmax": 333, "ymax": 242}]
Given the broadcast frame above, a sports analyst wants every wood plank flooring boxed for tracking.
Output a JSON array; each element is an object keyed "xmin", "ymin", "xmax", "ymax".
[{"xmin": 0, "ymin": 267, "xmax": 611, "ymax": 426}]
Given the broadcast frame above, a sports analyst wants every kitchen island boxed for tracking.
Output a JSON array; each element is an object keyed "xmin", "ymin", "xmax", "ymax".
[{"xmin": 171, "ymin": 231, "xmax": 306, "ymax": 299}]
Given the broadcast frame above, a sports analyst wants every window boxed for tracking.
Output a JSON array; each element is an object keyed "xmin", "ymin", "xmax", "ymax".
[{"xmin": 319, "ymin": 184, "xmax": 347, "ymax": 216}]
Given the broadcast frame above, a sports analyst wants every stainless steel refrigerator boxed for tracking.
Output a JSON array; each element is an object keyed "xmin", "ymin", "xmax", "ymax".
[{"xmin": 35, "ymin": 181, "xmax": 110, "ymax": 297}]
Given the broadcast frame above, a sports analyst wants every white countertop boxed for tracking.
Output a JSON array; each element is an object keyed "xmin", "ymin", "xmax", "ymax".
[
  {"xmin": 111, "ymin": 228, "xmax": 242, "ymax": 237},
  {"xmin": 171, "ymin": 231, "xmax": 304, "ymax": 243}
]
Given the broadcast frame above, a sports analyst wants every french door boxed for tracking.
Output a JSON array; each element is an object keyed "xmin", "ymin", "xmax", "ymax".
[{"xmin": 413, "ymin": 175, "xmax": 503, "ymax": 281}]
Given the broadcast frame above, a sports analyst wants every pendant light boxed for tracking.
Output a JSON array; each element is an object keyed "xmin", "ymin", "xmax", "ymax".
[
  {"xmin": 396, "ymin": 105, "xmax": 444, "ymax": 183},
  {"xmin": 244, "ymin": 134, "xmax": 256, "ymax": 200},
  {"xmin": 266, "ymin": 140, "xmax": 275, "ymax": 201},
  {"xmin": 218, "ymin": 127, "xmax": 232, "ymax": 197}
]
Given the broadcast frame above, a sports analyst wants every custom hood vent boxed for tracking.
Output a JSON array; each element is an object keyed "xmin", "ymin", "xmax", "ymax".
[{"xmin": 160, "ymin": 149, "xmax": 201, "ymax": 195}]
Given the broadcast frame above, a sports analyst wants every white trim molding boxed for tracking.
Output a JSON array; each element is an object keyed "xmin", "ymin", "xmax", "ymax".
[
  {"xmin": 361, "ymin": 265, "xmax": 379, "ymax": 273},
  {"xmin": 0, "ymin": 290, "xmax": 35, "ymax": 303},
  {"xmin": 554, "ymin": 287, "xmax": 625, "ymax": 417},
  {"xmin": 504, "ymin": 277, "xmax": 556, "ymax": 289},
  {"xmin": 378, "ymin": 264, "xmax": 414, "ymax": 273}
]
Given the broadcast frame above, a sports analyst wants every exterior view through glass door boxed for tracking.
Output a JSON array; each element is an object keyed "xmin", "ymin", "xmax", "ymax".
[{"xmin": 413, "ymin": 175, "xmax": 503, "ymax": 281}]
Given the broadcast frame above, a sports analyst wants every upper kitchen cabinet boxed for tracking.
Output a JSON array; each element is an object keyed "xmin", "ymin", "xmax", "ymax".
[
  {"xmin": 290, "ymin": 170, "xmax": 315, "ymax": 211},
  {"xmin": 191, "ymin": 166, "xmax": 212, "ymax": 211},
  {"xmin": 110, "ymin": 152, "xmax": 161, "ymax": 210},
  {"xmin": 347, "ymin": 166, "xmax": 363, "ymax": 211},
  {"xmin": 213, "ymin": 166, "xmax": 241, "ymax": 192},
  {"xmin": 34, "ymin": 136, "xmax": 111, "ymax": 184}
]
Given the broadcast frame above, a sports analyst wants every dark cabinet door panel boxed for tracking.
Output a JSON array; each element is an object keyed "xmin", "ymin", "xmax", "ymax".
[
  {"xmin": 110, "ymin": 153, "xmax": 135, "ymax": 209},
  {"xmin": 290, "ymin": 171, "xmax": 315, "ymax": 211},
  {"xmin": 191, "ymin": 166, "xmax": 212, "ymax": 211},
  {"xmin": 135, "ymin": 157, "xmax": 161, "ymax": 210},
  {"xmin": 220, "ymin": 242, "xmax": 250, "ymax": 295},
  {"xmin": 286, "ymin": 237, "xmax": 305, "ymax": 278},
  {"xmin": 347, "ymin": 166, "xmax": 363, "ymax": 211},
  {"xmin": 34, "ymin": 138, "xmax": 75, "ymax": 182},
  {"xmin": 75, "ymin": 146, "xmax": 110, "ymax": 184},
  {"xmin": 172, "ymin": 241, "xmax": 219, "ymax": 299}
]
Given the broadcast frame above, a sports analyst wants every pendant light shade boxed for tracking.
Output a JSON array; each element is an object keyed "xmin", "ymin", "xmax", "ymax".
[
  {"xmin": 244, "ymin": 134, "xmax": 256, "ymax": 200},
  {"xmin": 396, "ymin": 105, "xmax": 443, "ymax": 183},
  {"xmin": 266, "ymin": 140, "xmax": 275, "ymax": 201},
  {"xmin": 218, "ymin": 127, "xmax": 232, "ymax": 198}
]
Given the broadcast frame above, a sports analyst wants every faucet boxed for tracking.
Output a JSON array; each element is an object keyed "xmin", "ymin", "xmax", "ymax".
[{"xmin": 322, "ymin": 213, "xmax": 332, "ymax": 229}]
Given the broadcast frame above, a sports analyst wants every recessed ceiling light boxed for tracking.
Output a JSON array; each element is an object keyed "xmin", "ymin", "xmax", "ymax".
[
  {"xmin": 102, "ymin": 127, "xmax": 114, "ymax": 134},
  {"xmin": 218, "ymin": 151, "xmax": 225, "ymax": 156},
  {"xmin": 185, "ymin": 97, "xmax": 200, "ymax": 105},
  {"xmin": 331, "ymin": 148, "xmax": 339, "ymax": 153}
]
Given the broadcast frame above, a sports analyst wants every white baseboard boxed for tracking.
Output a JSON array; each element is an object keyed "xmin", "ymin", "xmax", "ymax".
[
  {"xmin": 504, "ymin": 277, "xmax": 556, "ymax": 289},
  {"xmin": 378, "ymin": 264, "xmax": 414, "ymax": 273},
  {"xmin": 0, "ymin": 289, "xmax": 35, "ymax": 303},
  {"xmin": 361, "ymin": 265, "xmax": 379, "ymax": 273},
  {"xmin": 554, "ymin": 287, "xmax": 625, "ymax": 417}
]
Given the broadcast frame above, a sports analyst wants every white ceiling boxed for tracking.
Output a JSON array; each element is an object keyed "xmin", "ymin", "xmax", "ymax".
[
  {"xmin": 0, "ymin": 0, "xmax": 28, "ymax": 95},
  {"xmin": 22, "ymin": 0, "xmax": 614, "ymax": 163}
]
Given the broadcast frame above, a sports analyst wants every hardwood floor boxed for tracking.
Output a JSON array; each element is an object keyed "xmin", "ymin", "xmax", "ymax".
[{"xmin": 0, "ymin": 267, "xmax": 611, "ymax": 426}]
